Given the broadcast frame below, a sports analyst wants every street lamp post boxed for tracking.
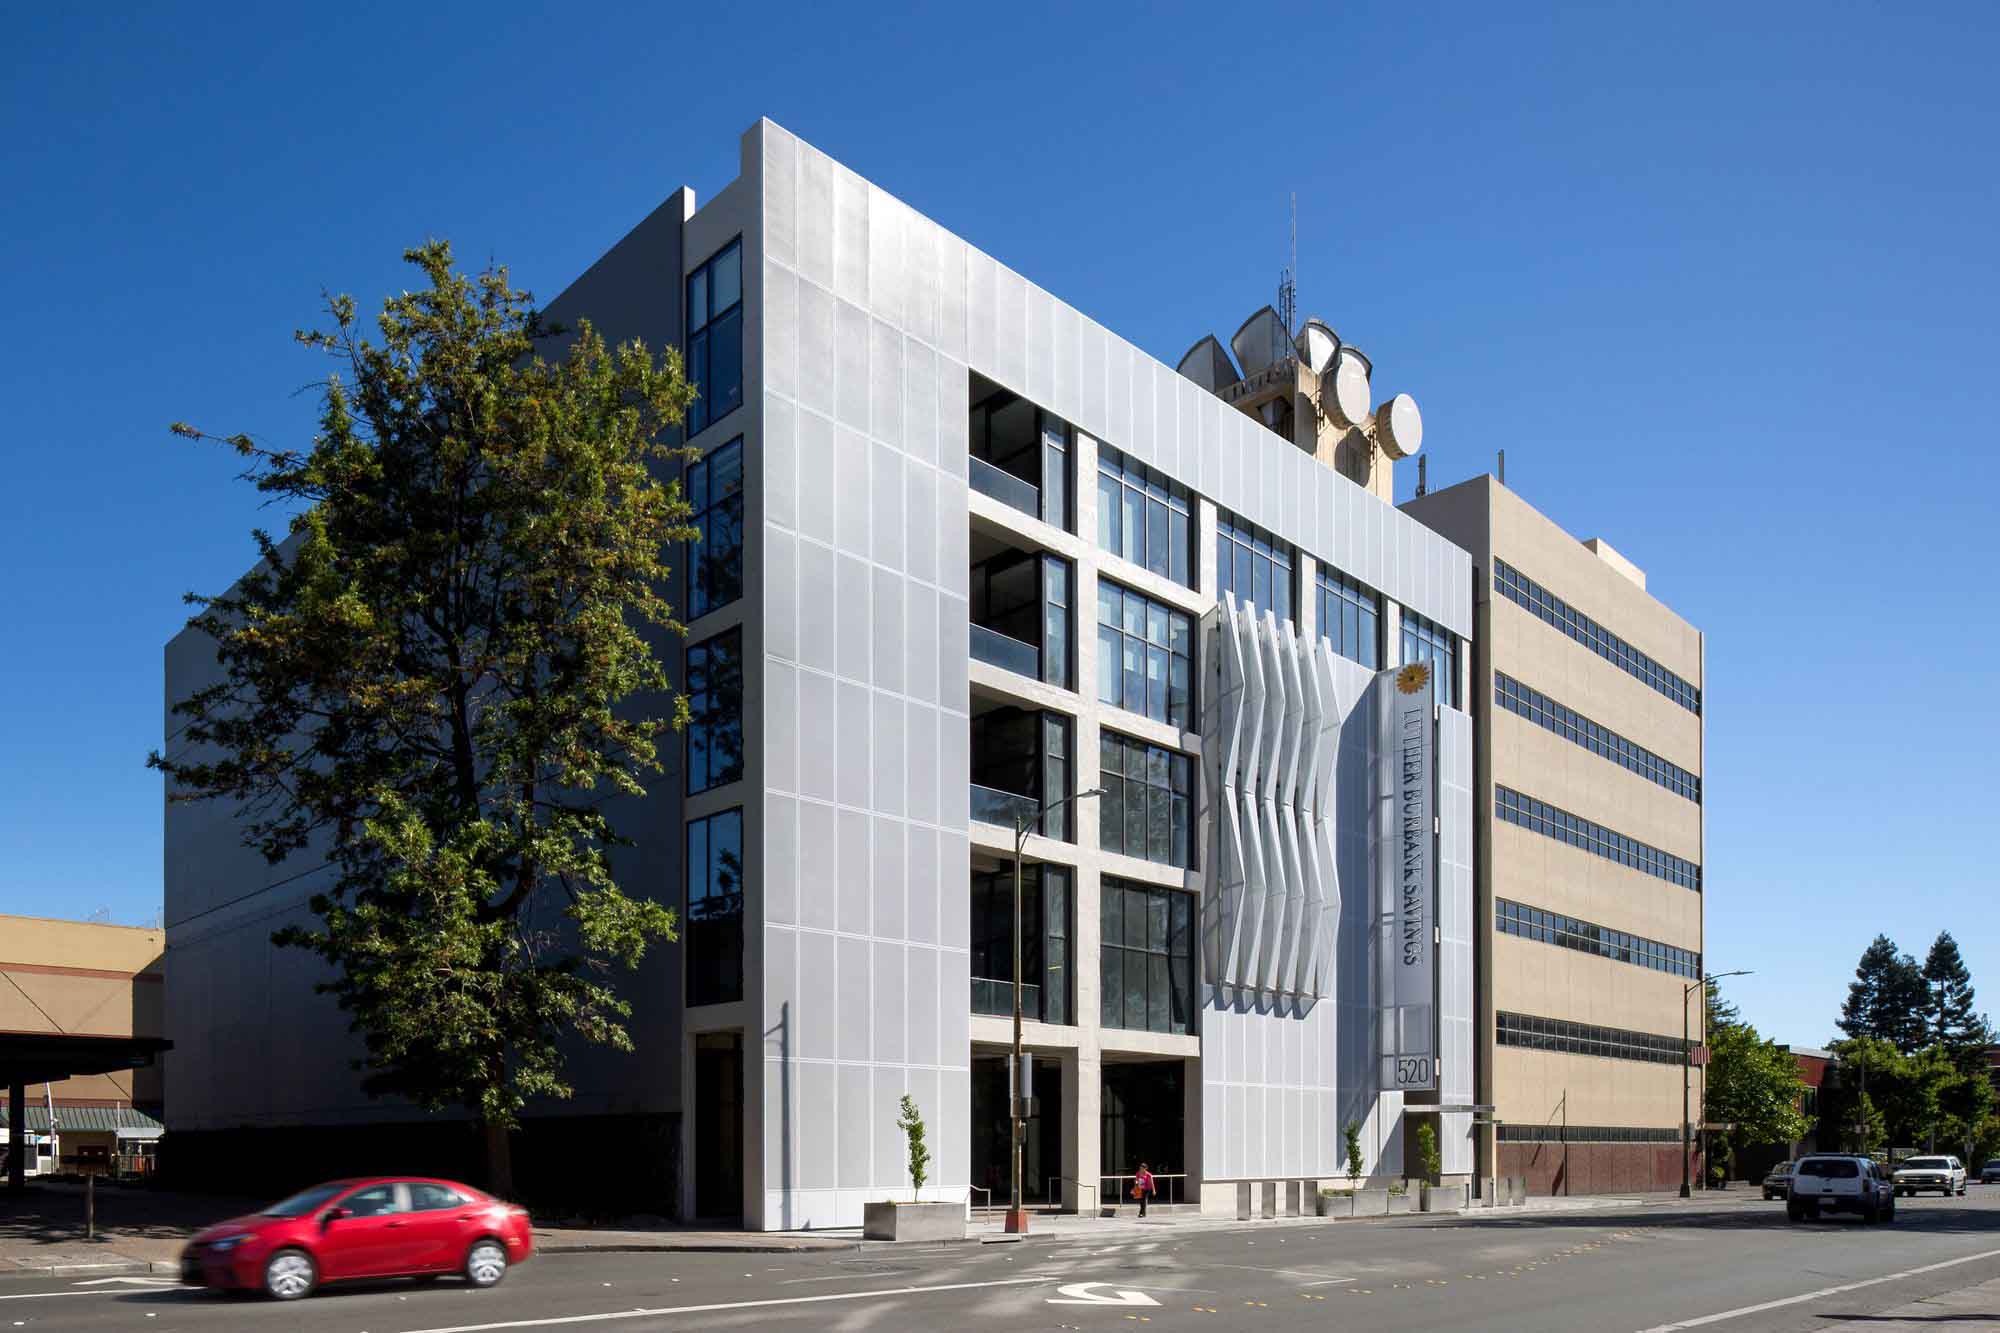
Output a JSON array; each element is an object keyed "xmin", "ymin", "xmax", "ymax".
[
  {"xmin": 1007, "ymin": 786, "xmax": 1105, "ymax": 1235},
  {"xmin": 1683, "ymin": 969, "xmax": 1751, "ymax": 1198}
]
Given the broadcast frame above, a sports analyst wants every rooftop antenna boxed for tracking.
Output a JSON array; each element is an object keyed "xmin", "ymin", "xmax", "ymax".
[
  {"xmin": 1417, "ymin": 455, "xmax": 1428, "ymax": 497},
  {"xmin": 1275, "ymin": 192, "xmax": 1297, "ymax": 363}
]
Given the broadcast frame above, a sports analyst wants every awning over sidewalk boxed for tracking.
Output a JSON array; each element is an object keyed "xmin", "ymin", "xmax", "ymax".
[
  {"xmin": 0, "ymin": 1105, "xmax": 164, "ymax": 1135},
  {"xmin": 0, "ymin": 1033, "xmax": 172, "ymax": 1089}
]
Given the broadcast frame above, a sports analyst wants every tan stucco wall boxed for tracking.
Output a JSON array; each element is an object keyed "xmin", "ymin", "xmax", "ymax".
[{"xmin": 0, "ymin": 914, "xmax": 164, "ymax": 1106}]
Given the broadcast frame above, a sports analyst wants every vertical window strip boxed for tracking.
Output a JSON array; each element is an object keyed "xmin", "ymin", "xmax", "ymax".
[
  {"xmin": 687, "ymin": 437, "xmax": 745, "ymax": 618},
  {"xmin": 1313, "ymin": 566, "xmax": 1380, "ymax": 669},
  {"xmin": 685, "ymin": 239, "xmax": 743, "ymax": 436}
]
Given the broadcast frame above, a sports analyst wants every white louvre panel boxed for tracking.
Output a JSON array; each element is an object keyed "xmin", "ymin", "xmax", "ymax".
[{"xmin": 1201, "ymin": 595, "xmax": 1344, "ymax": 1003}]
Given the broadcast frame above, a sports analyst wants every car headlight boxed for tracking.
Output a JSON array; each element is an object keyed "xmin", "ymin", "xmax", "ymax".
[{"xmin": 208, "ymin": 1234, "xmax": 256, "ymax": 1252}]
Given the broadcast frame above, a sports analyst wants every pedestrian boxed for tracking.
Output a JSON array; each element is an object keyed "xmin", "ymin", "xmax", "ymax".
[{"xmin": 1134, "ymin": 1161, "xmax": 1155, "ymax": 1218}]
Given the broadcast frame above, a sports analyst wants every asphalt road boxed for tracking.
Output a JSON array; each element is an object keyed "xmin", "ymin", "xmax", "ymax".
[{"xmin": 7, "ymin": 1190, "xmax": 2000, "ymax": 1333}]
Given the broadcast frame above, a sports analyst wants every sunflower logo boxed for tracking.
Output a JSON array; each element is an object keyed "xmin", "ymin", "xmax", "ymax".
[{"xmin": 1396, "ymin": 663, "xmax": 1431, "ymax": 694}]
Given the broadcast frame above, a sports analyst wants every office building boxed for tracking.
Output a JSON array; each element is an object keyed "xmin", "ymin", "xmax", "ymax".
[
  {"xmin": 1403, "ymin": 477, "xmax": 1705, "ymax": 1193},
  {"xmin": 164, "ymin": 119, "xmax": 1479, "ymax": 1227}
]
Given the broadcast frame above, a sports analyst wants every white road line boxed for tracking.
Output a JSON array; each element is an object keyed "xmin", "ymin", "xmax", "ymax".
[
  {"xmin": 1633, "ymin": 1246, "xmax": 2000, "ymax": 1331},
  {"xmin": 0, "ymin": 1290, "xmax": 125, "ymax": 1303},
  {"xmin": 390, "ymin": 1277, "xmax": 1050, "ymax": 1333}
]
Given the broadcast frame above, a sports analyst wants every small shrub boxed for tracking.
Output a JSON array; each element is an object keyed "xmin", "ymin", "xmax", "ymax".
[
  {"xmin": 1344, "ymin": 1121, "xmax": 1364, "ymax": 1187},
  {"xmin": 896, "ymin": 1095, "xmax": 930, "ymax": 1200}
]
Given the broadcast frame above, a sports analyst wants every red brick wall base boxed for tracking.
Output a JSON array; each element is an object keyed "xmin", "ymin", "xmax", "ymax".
[{"xmin": 1500, "ymin": 1142, "xmax": 1700, "ymax": 1195}]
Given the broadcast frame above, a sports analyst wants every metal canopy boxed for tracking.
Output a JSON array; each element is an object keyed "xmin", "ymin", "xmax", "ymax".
[{"xmin": 0, "ymin": 1033, "xmax": 172, "ymax": 1088}]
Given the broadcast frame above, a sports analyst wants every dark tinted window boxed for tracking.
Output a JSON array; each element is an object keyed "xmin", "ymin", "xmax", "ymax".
[
  {"xmin": 262, "ymin": 1183, "xmax": 347, "ymax": 1218},
  {"xmin": 342, "ymin": 1184, "xmax": 405, "ymax": 1216},
  {"xmin": 1796, "ymin": 1159, "xmax": 1858, "ymax": 1179},
  {"xmin": 687, "ymin": 438, "xmax": 744, "ymax": 618},
  {"xmin": 686, "ymin": 239, "xmax": 743, "ymax": 435},
  {"xmin": 409, "ymin": 1182, "xmax": 469, "ymax": 1210}
]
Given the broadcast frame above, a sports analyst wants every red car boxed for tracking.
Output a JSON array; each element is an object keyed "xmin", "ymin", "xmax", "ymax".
[{"xmin": 179, "ymin": 1176, "xmax": 533, "ymax": 1300}]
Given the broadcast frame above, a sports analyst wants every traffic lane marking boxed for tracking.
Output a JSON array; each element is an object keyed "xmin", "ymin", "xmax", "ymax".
[
  {"xmin": 381, "ymin": 1277, "xmax": 1051, "ymax": 1333},
  {"xmin": 1633, "ymin": 1245, "xmax": 2000, "ymax": 1331}
]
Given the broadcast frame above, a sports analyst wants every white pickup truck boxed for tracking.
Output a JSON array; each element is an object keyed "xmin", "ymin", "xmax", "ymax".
[
  {"xmin": 1788, "ymin": 1154, "xmax": 1896, "ymax": 1224},
  {"xmin": 1891, "ymin": 1155, "xmax": 1967, "ymax": 1197}
]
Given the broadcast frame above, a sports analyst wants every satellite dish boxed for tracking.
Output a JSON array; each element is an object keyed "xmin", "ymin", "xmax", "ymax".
[
  {"xmin": 1375, "ymin": 393, "xmax": 1423, "ymax": 459},
  {"xmin": 1230, "ymin": 306, "xmax": 1288, "ymax": 378},
  {"xmin": 1322, "ymin": 348, "xmax": 1372, "ymax": 429},
  {"xmin": 1295, "ymin": 318, "xmax": 1339, "ymax": 375}
]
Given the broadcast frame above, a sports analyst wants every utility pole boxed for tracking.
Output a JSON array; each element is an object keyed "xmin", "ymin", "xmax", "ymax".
[{"xmin": 1008, "ymin": 787, "xmax": 1105, "ymax": 1234}]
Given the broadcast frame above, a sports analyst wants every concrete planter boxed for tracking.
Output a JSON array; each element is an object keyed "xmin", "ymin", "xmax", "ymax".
[
  {"xmin": 862, "ymin": 1201, "xmax": 965, "ymax": 1242},
  {"xmin": 1315, "ymin": 1191, "xmax": 1347, "ymax": 1218},
  {"xmin": 1386, "ymin": 1191, "xmax": 1413, "ymax": 1214},
  {"xmin": 1419, "ymin": 1182, "xmax": 1467, "ymax": 1214},
  {"xmin": 1351, "ymin": 1188, "xmax": 1389, "ymax": 1217}
]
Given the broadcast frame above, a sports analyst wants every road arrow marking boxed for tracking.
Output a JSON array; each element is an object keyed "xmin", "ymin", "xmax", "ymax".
[{"xmin": 1047, "ymin": 1282, "xmax": 1161, "ymax": 1307}]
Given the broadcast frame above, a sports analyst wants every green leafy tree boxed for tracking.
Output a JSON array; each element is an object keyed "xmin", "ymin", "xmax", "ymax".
[
  {"xmin": 896, "ymin": 1095, "xmax": 931, "ymax": 1200},
  {"xmin": 1344, "ymin": 1121, "xmax": 1364, "ymax": 1188},
  {"xmin": 1832, "ymin": 932, "xmax": 1928, "ymax": 1048},
  {"xmin": 1923, "ymin": 931, "xmax": 1993, "ymax": 1063},
  {"xmin": 151, "ymin": 242, "xmax": 697, "ymax": 1194},
  {"xmin": 1704, "ymin": 994, "xmax": 1809, "ymax": 1155},
  {"xmin": 1412, "ymin": 1121, "xmax": 1441, "ymax": 1183},
  {"xmin": 1839, "ymin": 935, "xmax": 1931, "ymax": 1054}
]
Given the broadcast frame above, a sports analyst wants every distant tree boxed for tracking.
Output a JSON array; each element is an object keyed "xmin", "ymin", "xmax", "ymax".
[
  {"xmin": 1344, "ymin": 1121, "xmax": 1365, "ymax": 1189},
  {"xmin": 1838, "ymin": 935, "xmax": 1930, "ymax": 1053},
  {"xmin": 1923, "ymin": 931, "xmax": 1993, "ymax": 1063},
  {"xmin": 151, "ymin": 242, "xmax": 696, "ymax": 1195}
]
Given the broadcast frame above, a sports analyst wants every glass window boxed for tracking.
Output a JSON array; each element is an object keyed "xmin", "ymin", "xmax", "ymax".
[
  {"xmin": 1494, "ymin": 559, "xmax": 1701, "ymax": 715},
  {"xmin": 1096, "ymin": 581, "xmax": 1194, "ymax": 730},
  {"xmin": 409, "ymin": 1182, "xmax": 468, "ymax": 1211},
  {"xmin": 1314, "ymin": 566, "xmax": 1380, "ymax": 669},
  {"xmin": 1216, "ymin": 510, "xmax": 1295, "ymax": 625},
  {"xmin": 341, "ymin": 1184, "xmax": 404, "ymax": 1217},
  {"xmin": 1495, "ymin": 898, "xmax": 1700, "ymax": 979},
  {"xmin": 687, "ymin": 629, "xmax": 745, "ymax": 793},
  {"xmin": 687, "ymin": 437, "xmax": 744, "ymax": 618},
  {"xmin": 1096, "ymin": 446, "xmax": 1193, "ymax": 588},
  {"xmin": 687, "ymin": 808, "xmax": 744, "ymax": 1006},
  {"xmin": 970, "ymin": 865, "xmax": 1072, "ymax": 1024},
  {"xmin": 1399, "ymin": 609, "xmax": 1460, "ymax": 708},
  {"xmin": 1097, "ymin": 732, "xmax": 1192, "ymax": 869},
  {"xmin": 1099, "ymin": 879, "xmax": 1196, "ymax": 1034},
  {"xmin": 1495, "ymin": 673, "xmax": 1699, "ymax": 803},
  {"xmin": 686, "ymin": 239, "xmax": 744, "ymax": 436}
]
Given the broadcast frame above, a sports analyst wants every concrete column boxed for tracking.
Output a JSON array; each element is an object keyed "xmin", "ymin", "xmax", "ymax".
[
  {"xmin": 7, "ymin": 1081, "xmax": 23, "ymax": 1193},
  {"xmin": 1182, "ymin": 1056, "xmax": 1202, "ymax": 1206},
  {"xmin": 1071, "ymin": 1049, "xmax": 1101, "ymax": 1214}
]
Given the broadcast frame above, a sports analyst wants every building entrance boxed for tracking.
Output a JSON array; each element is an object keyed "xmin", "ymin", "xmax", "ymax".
[
  {"xmin": 971, "ymin": 1053, "xmax": 1063, "ymax": 1206},
  {"xmin": 692, "ymin": 1032, "xmax": 742, "ymax": 1222},
  {"xmin": 1101, "ymin": 1061, "xmax": 1183, "ymax": 1204}
]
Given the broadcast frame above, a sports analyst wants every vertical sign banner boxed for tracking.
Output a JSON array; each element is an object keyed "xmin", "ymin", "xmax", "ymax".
[{"xmin": 1378, "ymin": 661, "xmax": 1438, "ymax": 1091}]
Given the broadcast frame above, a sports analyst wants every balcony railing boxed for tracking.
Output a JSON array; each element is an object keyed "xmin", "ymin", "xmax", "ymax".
[
  {"xmin": 969, "ymin": 456, "xmax": 1039, "ymax": 519},
  {"xmin": 970, "ymin": 624, "xmax": 1039, "ymax": 678},
  {"xmin": 970, "ymin": 783, "xmax": 1041, "ymax": 830},
  {"xmin": 972, "ymin": 976, "xmax": 1043, "ymax": 1020}
]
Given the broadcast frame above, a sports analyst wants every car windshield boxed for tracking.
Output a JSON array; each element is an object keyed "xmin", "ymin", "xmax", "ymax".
[
  {"xmin": 1769, "ymin": 1163, "xmax": 1792, "ymax": 1173},
  {"xmin": 1796, "ymin": 1158, "xmax": 1859, "ymax": 1178},
  {"xmin": 1901, "ymin": 1158, "xmax": 1951, "ymax": 1170},
  {"xmin": 262, "ymin": 1183, "xmax": 350, "ymax": 1217},
  {"xmin": 1988, "ymin": 1161, "xmax": 2000, "ymax": 1171}
]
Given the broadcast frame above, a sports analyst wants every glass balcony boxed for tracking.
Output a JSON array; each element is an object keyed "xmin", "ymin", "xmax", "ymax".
[
  {"xmin": 970, "ymin": 623, "xmax": 1039, "ymax": 678},
  {"xmin": 969, "ymin": 455, "xmax": 1040, "ymax": 519},
  {"xmin": 972, "ymin": 976, "xmax": 1043, "ymax": 1020},
  {"xmin": 970, "ymin": 783, "xmax": 1041, "ymax": 830}
]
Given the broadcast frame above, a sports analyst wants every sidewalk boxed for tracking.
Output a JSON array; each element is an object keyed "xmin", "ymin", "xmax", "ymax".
[
  {"xmin": 1841, "ymin": 1276, "xmax": 2000, "ymax": 1327},
  {"xmin": 968, "ymin": 1190, "xmax": 1649, "ymax": 1242}
]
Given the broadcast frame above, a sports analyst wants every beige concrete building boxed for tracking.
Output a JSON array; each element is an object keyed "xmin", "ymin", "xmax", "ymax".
[
  {"xmin": 0, "ymin": 913, "xmax": 167, "ymax": 1175},
  {"xmin": 1402, "ymin": 476, "xmax": 1705, "ymax": 1194}
]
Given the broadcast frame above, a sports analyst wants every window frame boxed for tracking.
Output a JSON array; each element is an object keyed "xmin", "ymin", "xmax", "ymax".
[
  {"xmin": 686, "ymin": 436, "xmax": 745, "ymax": 619},
  {"xmin": 1215, "ymin": 509, "xmax": 1296, "ymax": 625},
  {"xmin": 685, "ymin": 238, "xmax": 745, "ymax": 437},
  {"xmin": 686, "ymin": 627, "xmax": 745, "ymax": 795}
]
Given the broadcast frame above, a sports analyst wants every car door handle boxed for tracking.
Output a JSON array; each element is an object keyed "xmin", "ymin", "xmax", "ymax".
[{"xmin": 386, "ymin": 1220, "xmax": 407, "ymax": 1228}]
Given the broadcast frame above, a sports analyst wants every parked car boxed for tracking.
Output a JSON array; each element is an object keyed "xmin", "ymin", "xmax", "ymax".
[
  {"xmin": 1787, "ymin": 1155, "xmax": 1895, "ymax": 1224},
  {"xmin": 1981, "ymin": 1159, "xmax": 2000, "ymax": 1184},
  {"xmin": 1762, "ymin": 1161, "xmax": 1795, "ymax": 1200},
  {"xmin": 179, "ymin": 1177, "xmax": 533, "ymax": 1300},
  {"xmin": 1891, "ymin": 1155, "xmax": 1967, "ymax": 1197}
]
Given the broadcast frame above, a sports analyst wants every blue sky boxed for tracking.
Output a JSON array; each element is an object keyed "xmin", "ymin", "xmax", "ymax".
[{"xmin": 2, "ymin": 4, "xmax": 1993, "ymax": 1047}]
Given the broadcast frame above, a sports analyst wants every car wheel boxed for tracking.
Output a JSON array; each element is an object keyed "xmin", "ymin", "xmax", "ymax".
[
  {"xmin": 465, "ymin": 1238, "xmax": 508, "ymax": 1289},
  {"xmin": 263, "ymin": 1249, "xmax": 317, "ymax": 1301}
]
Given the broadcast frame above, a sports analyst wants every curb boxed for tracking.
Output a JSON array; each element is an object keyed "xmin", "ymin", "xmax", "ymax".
[
  {"xmin": 536, "ymin": 1239, "xmax": 861, "ymax": 1255},
  {"xmin": 0, "ymin": 1259, "xmax": 180, "ymax": 1282}
]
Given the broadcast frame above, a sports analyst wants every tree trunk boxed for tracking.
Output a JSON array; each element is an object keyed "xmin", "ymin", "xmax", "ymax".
[{"xmin": 485, "ymin": 1123, "xmax": 516, "ymax": 1200}]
